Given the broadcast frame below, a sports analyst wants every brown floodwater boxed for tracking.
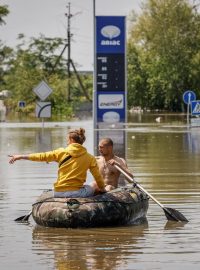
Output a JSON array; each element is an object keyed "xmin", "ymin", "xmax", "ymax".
[{"xmin": 0, "ymin": 114, "xmax": 200, "ymax": 270}]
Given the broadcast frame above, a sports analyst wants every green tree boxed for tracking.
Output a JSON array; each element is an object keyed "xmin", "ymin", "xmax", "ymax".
[
  {"xmin": 128, "ymin": 0, "xmax": 200, "ymax": 111},
  {"xmin": 127, "ymin": 42, "xmax": 149, "ymax": 109},
  {"xmin": 3, "ymin": 34, "xmax": 92, "ymax": 117},
  {"xmin": 0, "ymin": 5, "xmax": 9, "ymax": 25},
  {"xmin": 0, "ymin": 43, "xmax": 13, "ymax": 88},
  {"xmin": 3, "ymin": 35, "xmax": 69, "ymax": 112},
  {"xmin": 0, "ymin": 5, "xmax": 13, "ymax": 88},
  {"xmin": 0, "ymin": 4, "xmax": 92, "ymax": 118}
]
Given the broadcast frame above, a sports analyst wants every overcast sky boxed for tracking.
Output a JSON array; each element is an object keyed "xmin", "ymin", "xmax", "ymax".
[{"xmin": 1, "ymin": 0, "xmax": 142, "ymax": 70}]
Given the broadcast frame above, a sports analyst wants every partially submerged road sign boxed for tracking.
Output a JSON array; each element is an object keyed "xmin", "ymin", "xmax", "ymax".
[
  {"xmin": 33, "ymin": 81, "xmax": 53, "ymax": 101},
  {"xmin": 18, "ymin": 101, "xmax": 26, "ymax": 108},
  {"xmin": 191, "ymin": 100, "xmax": 200, "ymax": 115},
  {"xmin": 183, "ymin": 90, "xmax": 196, "ymax": 104},
  {"xmin": 191, "ymin": 117, "xmax": 200, "ymax": 127},
  {"xmin": 36, "ymin": 102, "xmax": 51, "ymax": 118}
]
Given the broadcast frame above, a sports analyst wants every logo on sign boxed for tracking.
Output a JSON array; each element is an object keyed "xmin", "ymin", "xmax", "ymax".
[
  {"xmin": 101, "ymin": 25, "xmax": 121, "ymax": 46},
  {"xmin": 99, "ymin": 94, "xmax": 124, "ymax": 109},
  {"xmin": 103, "ymin": 111, "xmax": 120, "ymax": 123}
]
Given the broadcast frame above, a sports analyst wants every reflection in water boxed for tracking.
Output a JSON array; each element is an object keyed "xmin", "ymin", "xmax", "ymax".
[
  {"xmin": 35, "ymin": 129, "xmax": 52, "ymax": 152},
  {"xmin": 164, "ymin": 221, "xmax": 187, "ymax": 230},
  {"xmin": 1, "ymin": 118, "xmax": 200, "ymax": 270},
  {"xmin": 32, "ymin": 222, "xmax": 148, "ymax": 270},
  {"xmin": 184, "ymin": 128, "xmax": 200, "ymax": 154}
]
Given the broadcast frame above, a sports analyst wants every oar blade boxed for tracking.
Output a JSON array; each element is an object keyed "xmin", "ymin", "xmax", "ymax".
[
  {"xmin": 14, "ymin": 212, "xmax": 32, "ymax": 222},
  {"xmin": 15, "ymin": 215, "xmax": 27, "ymax": 222},
  {"xmin": 164, "ymin": 207, "xmax": 188, "ymax": 222}
]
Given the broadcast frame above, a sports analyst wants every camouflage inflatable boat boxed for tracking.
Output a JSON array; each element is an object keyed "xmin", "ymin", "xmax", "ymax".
[{"xmin": 32, "ymin": 186, "xmax": 149, "ymax": 228}]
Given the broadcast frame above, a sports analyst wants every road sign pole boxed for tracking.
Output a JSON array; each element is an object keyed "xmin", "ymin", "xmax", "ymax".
[
  {"xmin": 187, "ymin": 93, "xmax": 191, "ymax": 126},
  {"xmin": 187, "ymin": 102, "xmax": 189, "ymax": 126},
  {"xmin": 42, "ymin": 117, "xmax": 44, "ymax": 129}
]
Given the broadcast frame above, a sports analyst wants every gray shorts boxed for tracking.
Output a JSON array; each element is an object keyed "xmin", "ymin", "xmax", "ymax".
[{"xmin": 54, "ymin": 185, "xmax": 95, "ymax": 198}]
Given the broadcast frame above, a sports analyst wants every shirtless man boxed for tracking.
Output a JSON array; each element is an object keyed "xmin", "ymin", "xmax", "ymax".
[{"xmin": 91, "ymin": 138, "xmax": 133, "ymax": 192}]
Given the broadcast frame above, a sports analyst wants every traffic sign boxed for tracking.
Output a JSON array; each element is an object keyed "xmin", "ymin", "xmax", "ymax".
[
  {"xmin": 191, "ymin": 100, "xmax": 200, "ymax": 115},
  {"xmin": 183, "ymin": 90, "xmax": 196, "ymax": 104},
  {"xmin": 36, "ymin": 102, "xmax": 51, "ymax": 118},
  {"xmin": 33, "ymin": 81, "xmax": 53, "ymax": 101},
  {"xmin": 18, "ymin": 101, "xmax": 26, "ymax": 108},
  {"xmin": 191, "ymin": 117, "xmax": 200, "ymax": 127}
]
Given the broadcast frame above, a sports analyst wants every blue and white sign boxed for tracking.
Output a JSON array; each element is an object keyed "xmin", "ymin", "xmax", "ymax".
[
  {"xmin": 191, "ymin": 100, "xmax": 200, "ymax": 115},
  {"xmin": 18, "ymin": 101, "xmax": 26, "ymax": 108},
  {"xmin": 96, "ymin": 16, "xmax": 125, "ymax": 54},
  {"xmin": 97, "ymin": 92, "xmax": 126, "ymax": 123},
  {"xmin": 183, "ymin": 90, "xmax": 196, "ymax": 104},
  {"xmin": 98, "ymin": 94, "xmax": 124, "ymax": 109},
  {"xmin": 95, "ymin": 16, "xmax": 126, "ymax": 124}
]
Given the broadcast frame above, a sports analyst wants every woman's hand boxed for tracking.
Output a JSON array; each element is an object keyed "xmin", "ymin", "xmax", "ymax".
[
  {"xmin": 8, "ymin": 154, "xmax": 28, "ymax": 164},
  {"xmin": 8, "ymin": 155, "xmax": 21, "ymax": 164}
]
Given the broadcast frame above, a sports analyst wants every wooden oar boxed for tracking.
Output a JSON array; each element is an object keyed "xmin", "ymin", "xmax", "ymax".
[
  {"xmin": 15, "ymin": 210, "xmax": 32, "ymax": 222},
  {"xmin": 115, "ymin": 164, "xmax": 188, "ymax": 222}
]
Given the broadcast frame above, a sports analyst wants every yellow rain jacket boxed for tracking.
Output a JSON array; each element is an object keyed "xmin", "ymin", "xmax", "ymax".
[{"xmin": 29, "ymin": 143, "xmax": 104, "ymax": 192}]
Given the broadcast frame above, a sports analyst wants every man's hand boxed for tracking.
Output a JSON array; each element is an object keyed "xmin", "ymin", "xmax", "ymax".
[{"xmin": 107, "ymin": 159, "xmax": 120, "ymax": 166}]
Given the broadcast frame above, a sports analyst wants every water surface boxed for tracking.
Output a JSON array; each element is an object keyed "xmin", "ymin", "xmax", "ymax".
[{"xmin": 0, "ymin": 115, "xmax": 200, "ymax": 269}]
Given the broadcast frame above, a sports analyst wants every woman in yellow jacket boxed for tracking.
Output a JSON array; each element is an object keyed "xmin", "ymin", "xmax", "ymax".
[{"xmin": 8, "ymin": 128, "xmax": 106, "ymax": 197}]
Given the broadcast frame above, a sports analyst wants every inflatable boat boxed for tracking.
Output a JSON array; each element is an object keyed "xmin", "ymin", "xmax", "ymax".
[{"xmin": 32, "ymin": 186, "xmax": 149, "ymax": 228}]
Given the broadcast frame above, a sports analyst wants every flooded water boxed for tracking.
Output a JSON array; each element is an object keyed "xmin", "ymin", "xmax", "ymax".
[{"xmin": 0, "ymin": 114, "xmax": 200, "ymax": 270}]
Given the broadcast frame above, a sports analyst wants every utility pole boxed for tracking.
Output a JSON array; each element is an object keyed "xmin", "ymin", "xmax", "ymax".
[
  {"xmin": 65, "ymin": 2, "xmax": 72, "ymax": 102},
  {"xmin": 64, "ymin": 2, "xmax": 91, "ymax": 102}
]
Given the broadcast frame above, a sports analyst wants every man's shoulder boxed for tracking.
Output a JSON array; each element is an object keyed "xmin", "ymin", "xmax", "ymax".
[
  {"xmin": 113, "ymin": 155, "xmax": 125, "ymax": 161},
  {"xmin": 114, "ymin": 155, "xmax": 126, "ymax": 164}
]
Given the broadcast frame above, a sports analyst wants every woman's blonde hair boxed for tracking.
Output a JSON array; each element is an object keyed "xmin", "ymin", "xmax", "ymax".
[{"xmin": 68, "ymin": 128, "xmax": 86, "ymax": 145}]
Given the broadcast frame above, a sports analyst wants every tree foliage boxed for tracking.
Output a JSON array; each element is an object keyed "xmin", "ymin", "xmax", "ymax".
[
  {"xmin": 1, "ymin": 34, "xmax": 92, "ymax": 117},
  {"xmin": 128, "ymin": 0, "xmax": 200, "ymax": 111},
  {"xmin": 0, "ymin": 4, "xmax": 92, "ymax": 118},
  {"xmin": 0, "ymin": 5, "xmax": 12, "ymax": 87},
  {"xmin": 0, "ymin": 5, "xmax": 9, "ymax": 25}
]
